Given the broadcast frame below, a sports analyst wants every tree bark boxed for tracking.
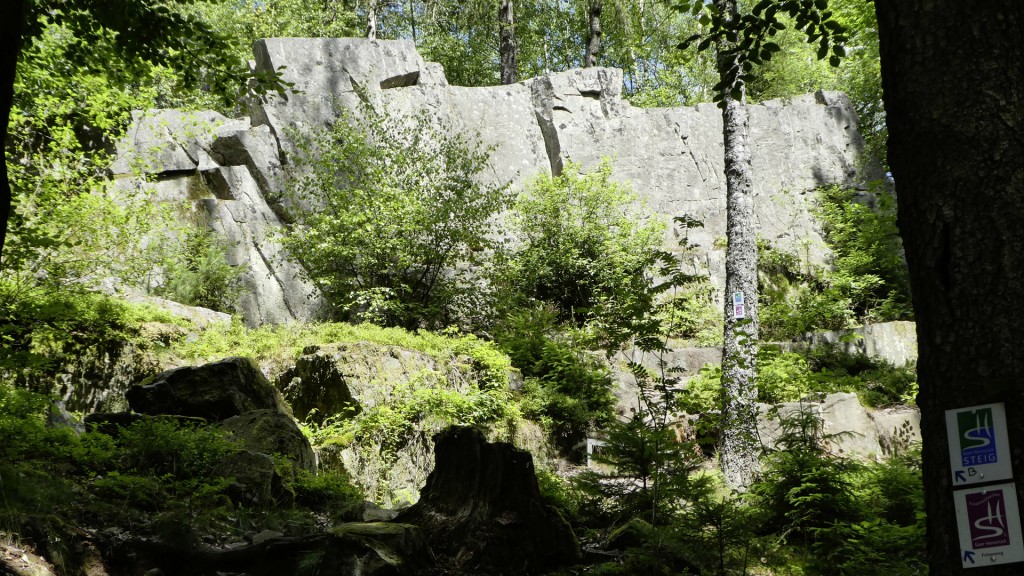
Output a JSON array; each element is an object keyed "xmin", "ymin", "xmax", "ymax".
[
  {"xmin": 584, "ymin": 0, "xmax": 602, "ymax": 68},
  {"xmin": 0, "ymin": 0, "xmax": 26, "ymax": 263},
  {"xmin": 715, "ymin": 0, "xmax": 759, "ymax": 492},
  {"xmin": 367, "ymin": 0, "xmax": 380, "ymax": 39},
  {"xmin": 499, "ymin": 0, "xmax": 517, "ymax": 84},
  {"xmin": 875, "ymin": 1, "xmax": 1024, "ymax": 573}
]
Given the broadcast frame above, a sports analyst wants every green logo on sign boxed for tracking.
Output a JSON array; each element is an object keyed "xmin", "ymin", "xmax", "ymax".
[{"xmin": 958, "ymin": 408, "xmax": 997, "ymax": 466}]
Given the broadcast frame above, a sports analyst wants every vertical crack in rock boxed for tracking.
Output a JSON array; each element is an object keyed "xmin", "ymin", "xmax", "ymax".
[
  {"xmin": 529, "ymin": 76, "xmax": 564, "ymax": 177},
  {"xmin": 254, "ymin": 242, "xmax": 300, "ymax": 320}
]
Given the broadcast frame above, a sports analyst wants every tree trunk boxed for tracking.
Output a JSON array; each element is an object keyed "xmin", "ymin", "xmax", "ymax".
[
  {"xmin": 367, "ymin": 0, "xmax": 379, "ymax": 39},
  {"xmin": 875, "ymin": 2, "xmax": 1024, "ymax": 573},
  {"xmin": 408, "ymin": 0, "xmax": 417, "ymax": 43},
  {"xmin": 0, "ymin": 0, "xmax": 25, "ymax": 263},
  {"xmin": 584, "ymin": 1, "xmax": 602, "ymax": 68},
  {"xmin": 715, "ymin": 0, "xmax": 759, "ymax": 492},
  {"xmin": 499, "ymin": 0, "xmax": 517, "ymax": 84}
]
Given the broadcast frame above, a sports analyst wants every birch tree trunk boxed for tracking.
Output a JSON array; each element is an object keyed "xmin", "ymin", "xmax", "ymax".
[
  {"xmin": 715, "ymin": 0, "xmax": 759, "ymax": 492},
  {"xmin": 875, "ymin": 1, "xmax": 1024, "ymax": 572},
  {"xmin": 499, "ymin": 0, "xmax": 517, "ymax": 84},
  {"xmin": 367, "ymin": 0, "xmax": 379, "ymax": 39}
]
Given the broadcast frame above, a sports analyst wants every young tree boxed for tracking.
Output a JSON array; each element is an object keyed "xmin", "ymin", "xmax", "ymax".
[
  {"xmin": 284, "ymin": 105, "xmax": 510, "ymax": 329},
  {"xmin": 874, "ymin": 2, "xmax": 1024, "ymax": 573},
  {"xmin": 675, "ymin": 0, "xmax": 846, "ymax": 489}
]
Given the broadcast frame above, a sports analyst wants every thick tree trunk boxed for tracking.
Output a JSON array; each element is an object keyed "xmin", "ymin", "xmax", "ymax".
[
  {"xmin": 875, "ymin": 1, "xmax": 1024, "ymax": 573},
  {"xmin": 584, "ymin": 1, "xmax": 602, "ymax": 68},
  {"xmin": 715, "ymin": 0, "xmax": 759, "ymax": 492},
  {"xmin": 0, "ymin": 0, "xmax": 26, "ymax": 263},
  {"xmin": 499, "ymin": 0, "xmax": 517, "ymax": 84}
]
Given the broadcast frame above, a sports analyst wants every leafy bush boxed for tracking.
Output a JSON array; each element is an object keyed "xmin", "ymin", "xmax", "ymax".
[
  {"xmin": 759, "ymin": 183, "xmax": 912, "ymax": 340},
  {"xmin": 283, "ymin": 103, "xmax": 509, "ymax": 329},
  {"xmin": 682, "ymin": 345, "xmax": 917, "ymax": 444},
  {"xmin": 816, "ymin": 183, "xmax": 912, "ymax": 321},
  {"xmin": 494, "ymin": 159, "xmax": 665, "ymax": 328}
]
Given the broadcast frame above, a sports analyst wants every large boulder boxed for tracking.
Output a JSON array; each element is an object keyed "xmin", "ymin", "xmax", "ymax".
[
  {"xmin": 799, "ymin": 320, "xmax": 919, "ymax": 367},
  {"xmin": 396, "ymin": 427, "xmax": 580, "ymax": 575},
  {"xmin": 758, "ymin": 392, "xmax": 888, "ymax": 459},
  {"xmin": 276, "ymin": 343, "xmax": 452, "ymax": 423},
  {"xmin": 219, "ymin": 409, "xmax": 317, "ymax": 473},
  {"xmin": 126, "ymin": 357, "xmax": 289, "ymax": 421}
]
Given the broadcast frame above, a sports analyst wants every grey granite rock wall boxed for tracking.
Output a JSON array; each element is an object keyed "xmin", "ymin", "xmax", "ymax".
[{"xmin": 115, "ymin": 38, "xmax": 875, "ymax": 326}]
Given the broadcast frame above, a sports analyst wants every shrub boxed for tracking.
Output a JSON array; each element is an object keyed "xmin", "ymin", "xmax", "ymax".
[
  {"xmin": 759, "ymin": 183, "xmax": 912, "ymax": 340},
  {"xmin": 283, "ymin": 103, "xmax": 510, "ymax": 329},
  {"xmin": 494, "ymin": 159, "xmax": 665, "ymax": 329}
]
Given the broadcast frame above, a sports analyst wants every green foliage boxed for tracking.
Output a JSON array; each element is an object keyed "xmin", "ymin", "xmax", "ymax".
[
  {"xmin": 0, "ymin": 283, "xmax": 185, "ymax": 377},
  {"xmin": 185, "ymin": 0, "xmax": 359, "ymax": 76},
  {"xmin": 674, "ymin": 0, "xmax": 848, "ymax": 105},
  {"xmin": 750, "ymin": 409, "xmax": 925, "ymax": 574},
  {"xmin": 495, "ymin": 307, "xmax": 615, "ymax": 450},
  {"xmin": 802, "ymin": 344, "xmax": 918, "ymax": 408},
  {"xmin": 578, "ymin": 414, "xmax": 711, "ymax": 524},
  {"xmin": 816, "ymin": 184, "xmax": 911, "ymax": 321},
  {"xmin": 155, "ymin": 224, "xmax": 245, "ymax": 314},
  {"xmin": 760, "ymin": 184, "xmax": 911, "ymax": 340},
  {"xmin": 683, "ymin": 344, "xmax": 917, "ymax": 428},
  {"xmin": 517, "ymin": 345, "xmax": 616, "ymax": 450},
  {"xmin": 753, "ymin": 408, "xmax": 862, "ymax": 546},
  {"xmin": 284, "ymin": 103, "xmax": 509, "ymax": 329},
  {"xmin": 495, "ymin": 159, "xmax": 665, "ymax": 329},
  {"xmin": 174, "ymin": 320, "xmax": 512, "ymax": 389},
  {"xmin": 292, "ymin": 468, "xmax": 364, "ymax": 520}
]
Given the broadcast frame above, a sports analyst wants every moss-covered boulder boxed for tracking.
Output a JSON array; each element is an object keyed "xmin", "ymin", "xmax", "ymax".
[{"xmin": 219, "ymin": 408, "xmax": 317, "ymax": 472}]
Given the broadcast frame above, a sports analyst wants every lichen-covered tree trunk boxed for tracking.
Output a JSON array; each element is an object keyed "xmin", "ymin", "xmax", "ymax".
[
  {"xmin": 715, "ymin": 0, "xmax": 759, "ymax": 491},
  {"xmin": 499, "ymin": 0, "xmax": 517, "ymax": 84},
  {"xmin": 584, "ymin": 1, "xmax": 602, "ymax": 68},
  {"xmin": 366, "ymin": 0, "xmax": 380, "ymax": 39},
  {"xmin": 875, "ymin": 1, "xmax": 1024, "ymax": 573}
]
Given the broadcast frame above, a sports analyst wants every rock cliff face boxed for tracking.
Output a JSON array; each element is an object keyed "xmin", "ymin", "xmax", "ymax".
[{"xmin": 114, "ymin": 38, "xmax": 874, "ymax": 326}]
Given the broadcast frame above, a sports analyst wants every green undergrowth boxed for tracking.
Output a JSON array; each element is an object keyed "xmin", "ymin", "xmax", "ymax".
[
  {"xmin": 0, "ymin": 380, "xmax": 364, "ymax": 563},
  {"xmin": 173, "ymin": 320, "xmax": 511, "ymax": 384},
  {"xmin": 546, "ymin": 408, "xmax": 925, "ymax": 576},
  {"xmin": 0, "ymin": 283, "xmax": 189, "ymax": 376},
  {"xmin": 681, "ymin": 344, "xmax": 917, "ymax": 450}
]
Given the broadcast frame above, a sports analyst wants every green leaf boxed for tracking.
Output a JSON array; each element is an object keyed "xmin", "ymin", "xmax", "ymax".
[
  {"xmin": 817, "ymin": 44, "xmax": 829, "ymax": 60},
  {"xmin": 763, "ymin": 42, "xmax": 782, "ymax": 52},
  {"xmin": 829, "ymin": 54, "xmax": 841, "ymax": 67}
]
